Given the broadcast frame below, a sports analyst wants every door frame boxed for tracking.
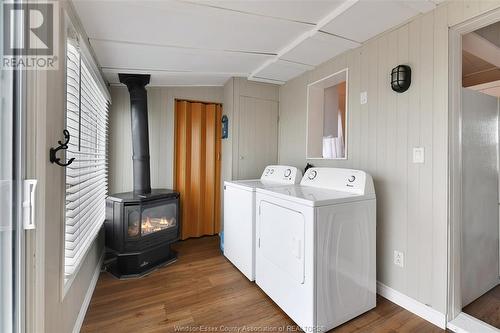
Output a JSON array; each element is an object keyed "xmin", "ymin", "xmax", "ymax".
[{"xmin": 448, "ymin": 7, "xmax": 500, "ymax": 331}]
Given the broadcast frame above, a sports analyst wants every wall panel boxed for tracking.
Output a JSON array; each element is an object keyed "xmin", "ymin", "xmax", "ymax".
[
  {"xmin": 432, "ymin": 4, "xmax": 450, "ymax": 313},
  {"xmin": 277, "ymin": 1, "xmax": 500, "ymax": 314},
  {"xmin": 109, "ymin": 86, "xmax": 223, "ymax": 194}
]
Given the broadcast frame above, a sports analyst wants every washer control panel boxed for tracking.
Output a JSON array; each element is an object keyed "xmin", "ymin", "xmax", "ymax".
[
  {"xmin": 301, "ymin": 167, "xmax": 371, "ymax": 194},
  {"xmin": 260, "ymin": 165, "xmax": 302, "ymax": 184}
]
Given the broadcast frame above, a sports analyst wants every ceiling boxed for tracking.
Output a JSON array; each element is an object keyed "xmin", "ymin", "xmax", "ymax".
[
  {"xmin": 463, "ymin": 22, "xmax": 500, "ymax": 96},
  {"xmin": 462, "ymin": 49, "xmax": 500, "ymax": 87},
  {"xmin": 462, "ymin": 28, "xmax": 500, "ymax": 88},
  {"xmin": 475, "ymin": 21, "xmax": 500, "ymax": 48},
  {"xmin": 73, "ymin": 0, "xmax": 441, "ymax": 87}
]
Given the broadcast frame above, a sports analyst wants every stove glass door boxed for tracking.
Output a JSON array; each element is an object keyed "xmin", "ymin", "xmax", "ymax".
[{"xmin": 141, "ymin": 201, "xmax": 177, "ymax": 236}]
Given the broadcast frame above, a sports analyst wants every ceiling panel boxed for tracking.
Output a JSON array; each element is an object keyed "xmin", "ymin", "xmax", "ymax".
[
  {"xmin": 73, "ymin": 0, "xmax": 438, "ymax": 86},
  {"xmin": 281, "ymin": 32, "xmax": 360, "ymax": 66},
  {"xmin": 253, "ymin": 60, "xmax": 313, "ymax": 82},
  {"xmin": 191, "ymin": 0, "xmax": 345, "ymax": 24},
  {"xmin": 475, "ymin": 21, "xmax": 500, "ymax": 48},
  {"xmin": 462, "ymin": 50, "xmax": 495, "ymax": 76},
  {"xmin": 321, "ymin": 0, "xmax": 420, "ymax": 43},
  {"xmin": 403, "ymin": 0, "xmax": 436, "ymax": 13},
  {"xmin": 91, "ymin": 39, "xmax": 271, "ymax": 74},
  {"xmin": 104, "ymin": 70, "xmax": 231, "ymax": 86},
  {"xmin": 73, "ymin": 0, "xmax": 311, "ymax": 54}
]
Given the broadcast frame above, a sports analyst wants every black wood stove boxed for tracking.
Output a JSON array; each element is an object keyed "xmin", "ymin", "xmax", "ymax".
[{"xmin": 105, "ymin": 74, "xmax": 179, "ymax": 279}]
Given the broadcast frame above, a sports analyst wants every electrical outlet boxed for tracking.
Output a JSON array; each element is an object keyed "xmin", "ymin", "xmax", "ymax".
[{"xmin": 394, "ymin": 250, "xmax": 404, "ymax": 268}]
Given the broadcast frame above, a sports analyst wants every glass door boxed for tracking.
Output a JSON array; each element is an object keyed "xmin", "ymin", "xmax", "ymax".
[
  {"xmin": 1, "ymin": 1, "xmax": 26, "ymax": 331},
  {"xmin": 141, "ymin": 201, "xmax": 177, "ymax": 236}
]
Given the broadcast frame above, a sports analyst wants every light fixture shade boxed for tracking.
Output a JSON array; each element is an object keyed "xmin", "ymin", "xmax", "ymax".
[{"xmin": 391, "ymin": 65, "xmax": 411, "ymax": 93}]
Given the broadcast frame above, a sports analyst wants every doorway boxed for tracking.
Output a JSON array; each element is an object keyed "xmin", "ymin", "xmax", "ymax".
[
  {"xmin": 449, "ymin": 8, "xmax": 500, "ymax": 333},
  {"xmin": 174, "ymin": 100, "xmax": 222, "ymax": 240}
]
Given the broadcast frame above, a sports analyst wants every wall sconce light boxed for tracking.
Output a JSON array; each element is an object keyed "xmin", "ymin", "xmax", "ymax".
[{"xmin": 391, "ymin": 65, "xmax": 411, "ymax": 93}]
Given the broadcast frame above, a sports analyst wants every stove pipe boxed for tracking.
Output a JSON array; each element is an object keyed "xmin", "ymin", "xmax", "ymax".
[{"xmin": 119, "ymin": 74, "xmax": 151, "ymax": 194}]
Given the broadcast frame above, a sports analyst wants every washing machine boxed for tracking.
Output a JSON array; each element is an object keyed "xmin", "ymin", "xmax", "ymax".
[
  {"xmin": 255, "ymin": 167, "xmax": 376, "ymax": 332},
  {"xmin": 223, "ymin": 165, "xmax": 302, "ymax": 281}
]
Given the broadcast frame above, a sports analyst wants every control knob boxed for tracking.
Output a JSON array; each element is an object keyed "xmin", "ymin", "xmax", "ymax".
[{"xmin": 308, "ymin": 170, "xmax": 317, "ymax": 180}]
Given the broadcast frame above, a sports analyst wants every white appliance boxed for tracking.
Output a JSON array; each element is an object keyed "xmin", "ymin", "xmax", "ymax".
[
  {"xmin": 255, "ymin": 167, "xmax": 376, "ymax": 332},
  {"xmin": 223, "ymin": 165, "xmax": 302, "ymax": 281}
]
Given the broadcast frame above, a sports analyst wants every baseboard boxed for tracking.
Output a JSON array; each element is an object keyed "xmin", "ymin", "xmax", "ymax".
[
  {"xmin": 377, "ymin": 281, "xmax": 447, "ymax": 329},
  {"xmin": 448, "ymin": 312, "xmax": 500, "ymax": 333},
  {"xmin": 72, "ymin": 251, "xmax": 105, "ymax": 333}
]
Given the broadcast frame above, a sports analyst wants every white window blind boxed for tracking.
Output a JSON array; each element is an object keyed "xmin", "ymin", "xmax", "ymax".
[{"xmin": 65, "ymin": 41, "xmax": 109, "ymax": 278}]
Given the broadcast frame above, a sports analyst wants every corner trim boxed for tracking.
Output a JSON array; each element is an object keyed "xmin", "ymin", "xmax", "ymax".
[
  {"xmin": 72, "ymin": 251, "xmax": 104, "ymax": 333},
  {"xmin": 377, "ymin": 281, "xmax": 447, "ymax": 329}
]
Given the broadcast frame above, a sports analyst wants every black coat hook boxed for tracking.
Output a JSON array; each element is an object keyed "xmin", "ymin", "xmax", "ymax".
[{"xmin": 50, "ymin": 130, "xmax": 75, "ymax": 167}]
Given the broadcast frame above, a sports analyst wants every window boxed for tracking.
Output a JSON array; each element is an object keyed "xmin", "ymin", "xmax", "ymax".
[{"xmin": 64, "ymin": 40, "xmax": 109, "ymax": 278}]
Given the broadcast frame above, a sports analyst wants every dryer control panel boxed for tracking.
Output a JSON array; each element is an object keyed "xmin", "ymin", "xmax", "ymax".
[
  {"xmin": 260, "ymin": 165, "xmax": 302, "ymax": 184},
  {"xmin": 300, "ymin": 167, "xmax": 374, "ymax": 195}
]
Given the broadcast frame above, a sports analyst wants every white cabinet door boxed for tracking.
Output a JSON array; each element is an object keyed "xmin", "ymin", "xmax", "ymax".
[{"xmin": 237, "ymin": 96, "xmax": 278, "ymax": 180}]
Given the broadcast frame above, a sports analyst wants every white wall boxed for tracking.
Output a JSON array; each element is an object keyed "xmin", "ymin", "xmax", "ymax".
[
  {"xmin": 109, "ymin": 86, "xmax": 224, "ymax": 194},
  {"xmin": 278, "ymin": 0, "xmax": 500, "ymax": 314}
]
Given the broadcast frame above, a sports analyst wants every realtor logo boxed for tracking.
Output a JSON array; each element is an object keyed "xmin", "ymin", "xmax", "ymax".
[{"xmin": 2, "ymin": 1, "xmax": 58, "ymax": 69}]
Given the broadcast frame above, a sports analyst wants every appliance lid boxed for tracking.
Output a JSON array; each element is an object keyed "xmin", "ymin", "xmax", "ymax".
[
  {"xmin": 224, "ymin": 179, "xmax": 299, "ymax": 192},
  {"xmin": 300, "ymin": 167, "xmax": 375, "ymax": 195},
  {"xmin": 256, "ymin": 185, "xmax": 375, "ymax": 207},
  {"xmin": 223, "ymin": 165, "xmax": 304, "ymax": 191}
]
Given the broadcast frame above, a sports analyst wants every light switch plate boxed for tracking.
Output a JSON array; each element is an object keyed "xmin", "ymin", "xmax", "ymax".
[
  {"xmin": 360, "ymin": 91, "xmax": 368, "ymax": 105},
  {"xmin": 413, "ymin": 147, "xmax": 425, "ymax": 164}
]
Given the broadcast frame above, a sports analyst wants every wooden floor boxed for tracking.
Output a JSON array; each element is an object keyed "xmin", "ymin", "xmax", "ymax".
[
  {"xmin": 463, "ymin": 284, "xmax": 500, "ymax": 328},
  {"xmin": 82, "ymin": 236, "xmax": 444, "ymax": 333}
]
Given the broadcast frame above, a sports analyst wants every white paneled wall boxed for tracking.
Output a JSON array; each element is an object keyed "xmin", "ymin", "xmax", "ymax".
[
  {"xmin": 109, "ymin": 86, "xmax": 223, "ymax": 194},
  {"xmin": 278, "ymin": 0, "xmax": 500, "ymax": 314}
]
